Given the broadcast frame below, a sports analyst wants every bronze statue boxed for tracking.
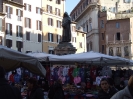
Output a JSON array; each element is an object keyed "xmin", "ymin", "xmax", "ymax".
[{"xmin": 62, "ymin": 12, "xmax": 71, "ymax": 42}]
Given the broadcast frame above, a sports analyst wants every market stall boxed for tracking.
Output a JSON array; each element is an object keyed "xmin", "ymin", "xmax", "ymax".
[{"xmin": 0, "ymin": 45, "xmax": 46, "ymax": 76}]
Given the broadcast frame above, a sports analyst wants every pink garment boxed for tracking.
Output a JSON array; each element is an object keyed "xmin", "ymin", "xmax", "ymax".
[
  {"xmin": 74, "ymin": 76, "xmax": 81, "ymax": 84},
  {"xmin": 59, "ymin": 76, "xmax": 66, "ymax": 84},
  {"xmin": 58, "ymin": 67, "xmax": 63, "ymax": 77}
]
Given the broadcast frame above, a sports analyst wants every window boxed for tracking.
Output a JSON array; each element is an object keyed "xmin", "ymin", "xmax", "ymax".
[
  {"xmin": 56, "ymin": 20, "xmax": 61, "ymax": 28},
  {"xmin": 16, "ymin": 9, "xmax": 23, "ymax": 21},
  {"xmin": 87, "ymin": 43, "xmax": 89, "ymax": 51},
  {"xmin": 26, "ymin": 31, "xmax": 30, "ymax": 40},
  {"xmin": 6, "ymin": 39, "xmax": 12, "ymax": 48},
  {"xmin": 0, "ymin": 36, "xmax": 2, "ymax": 45},
  {"xmin": 89, "ymin": 23, "xmax": 92, "ymax": 30},
  {"xmin": 102, "ymin": 33, "xmax": 104, "ymax": 40},
  {"xmin": 116, "ymin": 32, "xmax": 120, "ymax": 40},
  {"xmin": 38, "ymin": 34, "xmax": 41, "ymax": 42},
  {"xmin": 57, "ymin": 34, "xmax": 61, "ymax": 43},
  {"xmin": 102, "ymin": 45, "xmax": 104, "ymax": 53},
  {"xmin": 101, "ymin": 20, "xmax": 104, "ymax": 28},
  {"xmin": 16, "ymin": 25, "xmax": 23, "ymax": 37},
  {"xmin": 49, "ymin": 50, "xmax": 54, "ymax": 54},
  {"xmin": 16, "ymin": 41, "xmax": 23, "ymax": 52},
  {"xmin": 24, "ymin": 3, "xmax": 31, "ymax": 11},
  {"xmin": 6, "ymin": 6, "xmax": 12, "ymax": 18},
  {"xmin": 90, "ymin": 41, "xmax": 92, "ymax": 50},
  {"xmin": 48, "ymin": 33, "xmax": 53, "ymax": 42},
  {"xmin": 0, "ymin": 18, "xmax": 2, "ymax": 31},
  {"xmin": 36, "ymin": 20, "xmax": 42, "ymax": 30},
  {"xmin": 36, "ymin": 7, "xmax": 42, "ymax": 14},
  {"xmin": 86, "ymin": 24, "xmax": 88, "ymax": 32},
  {"xmin": 25, "ymin": 18, "xmax": 31, "ymax": 28},
  {"xmin": 47, "ymin": 5, "xmax": 52, "ymax": 13},
  {"xmin": 116, "ymin": 47, "xmax": 121, "ymax": 56},
  {"xmin": 109, "ymin": 47, "xmax": 113, "ymax": 56},
  {"xmin": 79, "ymin": 42, "xmax": 82, "ymax": 48},
  {"xmin": 56, "ymin": 0, "xmax": 61, "ymax": 4},
  {"xmin": 48, "ymin": 18, "xmax": 53, "ymax": 26},
  {"xmin": 116, "ymin": 22, "xmax": 120, "ymax": 28},
  {"xmin": 55, "ymin": 8, "xmax": 60, "ymax": 16},
  {"xmin": 72, "ymin": 26, "xmax": 76, "ymax": 32},
  {"xmin": 6, "ymin": 23, "xmax": 12, "ymax": 35}
]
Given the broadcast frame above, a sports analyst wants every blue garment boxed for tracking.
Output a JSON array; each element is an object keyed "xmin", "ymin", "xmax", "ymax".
[
  {"xmin": 53, "ymin": 67, "xmax": 59, "ymax": 80},
  {"xmin": 14, "ymin": 73, "xmax": 21, "ymax": 83},
  {"xmin": 65, "ymin": 75, "xmax": 70, "ymax": 84},
  {"xmin": 79, "ymin": 68, "xmax": 85, "ymax": 82}
]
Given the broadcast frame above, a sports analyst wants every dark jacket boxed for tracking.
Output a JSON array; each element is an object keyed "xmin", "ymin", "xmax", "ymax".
[
  {"xmin": 98, "ymin": 87, "xmax": 118, "ymax": 99},
  {"xmin": 0, "ymin": 78, "xmax": 22, "ymax": 99},
  {"xmin": 48, "ymin": 83, "xmax": 65, "ymax": 99},
  {"xmin": 27, "ymin": 87, "xmax": 44, "ymax": 99}
]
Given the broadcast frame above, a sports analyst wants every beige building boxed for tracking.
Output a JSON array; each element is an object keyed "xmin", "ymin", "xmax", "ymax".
[
  {"xmin": 71, "ymin": 21, "xmax": 87, "ymax": 53},
  {"xmin": 42, "ymin": 0, "xmax": 65, "ymax": 54}
]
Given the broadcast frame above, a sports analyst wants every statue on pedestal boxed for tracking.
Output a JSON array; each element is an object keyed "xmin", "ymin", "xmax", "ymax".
[{"xmin": 62, "ymin": 12, "xmax": 71, "ymax": 42}]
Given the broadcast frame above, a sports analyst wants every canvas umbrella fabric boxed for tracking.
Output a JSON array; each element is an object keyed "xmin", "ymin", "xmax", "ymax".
[{"xmin": 0, "ymin": 45, "xmax": 46, "ymax": 76}]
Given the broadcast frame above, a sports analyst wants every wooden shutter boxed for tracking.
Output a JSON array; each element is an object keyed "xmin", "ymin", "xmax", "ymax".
[
  {"xmin": 41, "ymin": 8, "xmax": 43, "ymax": 14},
  {"xmin": 51, "ymin": 34, "xmax": 53, "ymax": 42},
  {"xmin": 36, "ymin": 7, "xmax": 38, "ymax": 13},
  {"xmin": 24, "ymin": 3, "xmax": 26, "ymax": 10},
  {"xmin": 25, "ymin": 18, "xmax": 26, "ymax": 27},
  {"xmin": 36, "ymin": 20, "xmax": 38, "ymax": 30},
  {"xmin": 51, "ymin": 19, "xmax": 53, "ymax": 26},
  {"xmin": 16, "ymin": 26, "xmax": 18, "ymax": 37},
  {"xmin": 29, "ymin": 5, "xmax": 31, "ymax": 11},
  {"xmin": 40, "ymin": 21, "xmax": 42, "ymax": 30},
  {"xmin": 56, "ymin": 20, "xmax": 58, "ymax": 27},
  {"xmin": 50, "ymin": 6, "xmax": 52, "ymax": 13},
  {"xmin": 57, "ymin": 34, "xmax": 58, "ymax": 42},
  {"xmin": 30, "ymin": 18, "xmax": 31, "ymax": 28},
  {"xmin": 6, "ymin": 6, "xmax": 8, "ymax": 13},
  {"xmin": 48, "ymin": 33, "xmax": 50, "ymax": 41},
  {"xmin": 10, "ymin": 7, "xmax": 13, "ymax": 14},
  {"xmin": 6, "ymin": 23, "xmax": 8, "ymax": 34},
  {"xmin": 16, "ymin": 9, "xmax": 18, "ymax": 15},
  {"xmin": 21, "ymin": 27, "xmax": 23, "ymax": 37},
  {"xmin": 10, "ymin": 24, "xmax": 12, "ymax": 35},
  {"xmin": 21, "ymin": 10, "xmax": 23, "ymax": 17},
  {"xmin": 47, "ymin": 5, "xmax": 48, "ymax": 12},
  {"xmin": 2, "ymin": 19, "xmax": 5, "ymax": 32}
]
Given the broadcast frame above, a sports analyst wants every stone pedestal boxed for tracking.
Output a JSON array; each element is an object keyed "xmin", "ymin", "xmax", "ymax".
[{"xmin": 54, "ymin": 42, "xmax": 77, "ymax": 55}]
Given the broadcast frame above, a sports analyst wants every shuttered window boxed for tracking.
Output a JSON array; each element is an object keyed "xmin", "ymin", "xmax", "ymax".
[
  {"xmin": 48, "ymin": 18, "xmax": 53, "ymax": 26},
  {"xmin": 24, "ymin": 3, "xmax": 31, "ymax": 11},
  {"xmin": 26, "ymin": 31, "xmax": 30, "ymax": 40},
  {"xmin": 48, "ymin": 33, "xmax": 54, "ymax": 42},
  {"xmin": 25, "ymin": 18, "xmax": 31, "ymax": 28},
  {"xmin": 6, "ymin": 23, "xmax": 12, "ymax": 35},
  {"xmin": 16, "ymin": 25, "xmax": 23, "ymax": 37},
  {"xmin": 36, "ymin": 20, "xmax": 42, "ymax": 30}
]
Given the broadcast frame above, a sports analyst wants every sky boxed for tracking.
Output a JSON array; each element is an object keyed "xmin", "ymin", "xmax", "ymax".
[{"xmin": 65, "ymin": 0, "xmax": 80, "ymax": 15}]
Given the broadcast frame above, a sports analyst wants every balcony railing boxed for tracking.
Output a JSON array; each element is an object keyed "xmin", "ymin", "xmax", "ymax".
[{"xmin": 108, "ymin": 40, "xmax": 131, "ymax": 44}]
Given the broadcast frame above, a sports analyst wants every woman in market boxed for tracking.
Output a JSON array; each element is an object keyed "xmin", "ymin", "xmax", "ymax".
[
  {"xmin": 111, "ymin": 75, "xmax": 133, "ymax": 99},
  {"xmin": 26, "ymin": 78, "xmax": 44, "ymax": 99},
  {"xmin": 98, "ymin": 78, "xmax": 117, "ymax": 99}
]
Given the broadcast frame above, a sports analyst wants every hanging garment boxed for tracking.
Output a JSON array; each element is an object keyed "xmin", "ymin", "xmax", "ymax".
[
  {"xmin": 90, "ymin": 67, "xmax": 97, "ymax": 81},
  {"xmin": 63, "ymin": 67, "xmax": 69, "ymax": 76},
  {"xmin": 72, "ymin": 68, "xmax": 79, "ymax": 77},
  {"xmin": 53, "ymin": 67, "xmax": 59, "ymax": 81},
  {"xmin": 58, "ymin": 67, "xmax": 64, "ymax": 77},
  {"xmin": 68, "ymin": 67, "xmax": 74, "ymax": 83},
  {"xmin": 14, "ymin": 73, "xmax": 21, "ymax": 83},
  {"xmin": 79, "ymin": 67, "xmax": 85, "ymax": 82},
  {"xmin": 74, "ymin": 76, "xmax": 81, "ymax": 85}
]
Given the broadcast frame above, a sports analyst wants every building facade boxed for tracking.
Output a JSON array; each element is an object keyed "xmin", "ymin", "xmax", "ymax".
[
  {"xmin": 42, "ymin": 0, "xmax": 65, "ymax": 54},
  {"xmin": 0, "ymin": 0, "xmax": 5, "ymax": 46},
  {"xmin": 106, "ymin": 18, "xmax": 132, "ymax": 59},
  {"xmin": 23, "ymin": 0, "xmax": 42, "ymax": 53},
  {"xmin": 70, "ymin": 0, "xmax": 133, "ymax": 53},
  {"xmin": 71, "ymin": 21, "xmax": 87, "ymax": 53},
  {"xmin": 3, "ymin": 0, "xmax": 23, "ymax": 51}
]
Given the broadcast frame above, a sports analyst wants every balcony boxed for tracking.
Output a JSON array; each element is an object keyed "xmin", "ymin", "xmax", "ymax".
[{"xmin": 107, "ymin": 40, "xmax": 132, "ymax": 45}]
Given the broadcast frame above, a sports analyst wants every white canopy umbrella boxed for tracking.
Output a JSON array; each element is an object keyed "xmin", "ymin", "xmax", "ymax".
[
  {"xmin": 0, "ymin": 46, "xmax": 46, "ymax": 76},
  {"xmin": 27, "ymin": 52, "xmax": 58, "ymax": 62},
  {"xmin": 48, "ymin": 51, "xmax": 131, "ymax": 65}
]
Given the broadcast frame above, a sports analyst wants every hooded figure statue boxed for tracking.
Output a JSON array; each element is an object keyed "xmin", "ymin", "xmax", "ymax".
[{"xmin": 62, "ymin": 12, "xmax": 71, "ymax": 42}]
